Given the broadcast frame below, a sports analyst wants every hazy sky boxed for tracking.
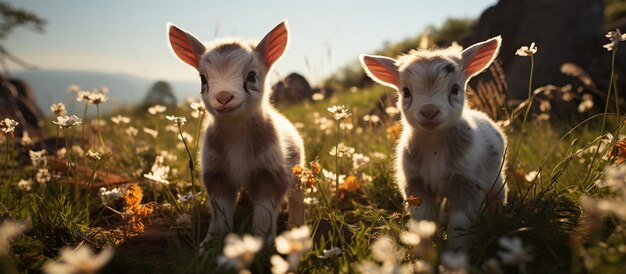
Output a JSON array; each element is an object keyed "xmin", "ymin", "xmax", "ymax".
[{"xmin": 5, "ymin": 0, "xmax": 497, "ymax": 85}]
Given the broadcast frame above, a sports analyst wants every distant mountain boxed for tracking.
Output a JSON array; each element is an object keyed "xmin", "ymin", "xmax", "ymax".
[{"xmin": 12, "ymin": 70, "xmax": 199, "ymax": 115}]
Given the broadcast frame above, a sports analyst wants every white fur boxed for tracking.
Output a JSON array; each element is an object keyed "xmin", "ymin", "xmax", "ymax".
[
  {"xmin": 167, "ymin": 22, "xmax": 305, "ymax": 254},
  {"xmin": 361, "ymin": 37, "xmax": 507, "ymax": 251}
]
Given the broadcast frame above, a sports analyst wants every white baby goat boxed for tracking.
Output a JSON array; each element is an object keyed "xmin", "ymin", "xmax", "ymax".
[
  {"xmin": 167, "ymin": 21, "xmax": 305, "ymax": 252},
  {"xmin": 360, "ymin": 37, "xmax": 508, "ymax": 251}
]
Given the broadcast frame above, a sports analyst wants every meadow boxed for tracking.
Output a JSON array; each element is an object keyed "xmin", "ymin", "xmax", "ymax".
[{"xmin": 1, "ymin": 32, "xmax": 626, "ymax": 274}]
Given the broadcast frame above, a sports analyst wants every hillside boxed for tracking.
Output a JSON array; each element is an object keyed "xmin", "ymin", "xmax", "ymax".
[{"xmin": 12, "ymin": 70, "xmax": 199, "ymax": 115}]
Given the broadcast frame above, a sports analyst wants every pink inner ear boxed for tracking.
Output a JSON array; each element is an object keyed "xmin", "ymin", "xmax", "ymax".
[
  {"xmin": 258, "ymin": 22, "xmax": 288, "ymax": 68},
  {"xmin": 364, "ymin": 57, "xmax": 398, "ymax": 87},
  {"xmin": 464, "ymin": 41, "xmax": 499, "ymax": 77},
  {"xmin": 169, "ymin": 26, "xmax": 200, "ymax": 68}
]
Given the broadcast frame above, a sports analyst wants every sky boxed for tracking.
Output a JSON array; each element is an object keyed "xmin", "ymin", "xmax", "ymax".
[{"xmin": 4, "ymin": 0, "xmax": 497, "ymax": 85}]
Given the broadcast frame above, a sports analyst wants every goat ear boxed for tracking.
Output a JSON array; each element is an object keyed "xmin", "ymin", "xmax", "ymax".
[
  {"xmin": 167, "ymin": 23, "xmax": 206, "ymax": 69},
  {"xmin": 461, "ymin": 36, "xmax": 501, "ymax": 78},
  {"xmin": 359, "ymin": 54, "xmax": 399, "ymax": 89},
  {"xmin": 256, "ymin": 20, "xmax": 289, "ymax": 68}
]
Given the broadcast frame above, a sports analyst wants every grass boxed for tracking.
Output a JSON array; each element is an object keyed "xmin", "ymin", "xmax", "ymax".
[{"xmin": 2, "ymin": 45, "xmax": 626, "ymax": 274}]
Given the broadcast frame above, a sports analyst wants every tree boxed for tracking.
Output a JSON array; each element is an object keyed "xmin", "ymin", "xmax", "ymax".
[{"xmin": 0, "ymin": 1, "xmax": 46, "ymax": 41}]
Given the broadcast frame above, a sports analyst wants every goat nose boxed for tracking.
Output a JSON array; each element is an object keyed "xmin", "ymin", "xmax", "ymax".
[
  {"xmin": 420, "ymin": 105, "xmax": 440, "ymax": 119},
  {"xmin": 216, "ymin": 91, "xmax": 234, "ymax": 105}
]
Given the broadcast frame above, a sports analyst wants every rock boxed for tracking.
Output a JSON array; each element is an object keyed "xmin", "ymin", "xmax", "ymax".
[
  {"xmin": 142, "ymin": 80, "xmax": 177, "ymax": 108},
  {"xmin": 464, "ymin": 0, "xmax": 623, "ymax": 103},
  {"xmin": 0, "ymin": 75, "xmax": 45, "ymax": 137},
  {"xmin": 271, "ymin": 73, "xmax": 314, "ymax": 103}
]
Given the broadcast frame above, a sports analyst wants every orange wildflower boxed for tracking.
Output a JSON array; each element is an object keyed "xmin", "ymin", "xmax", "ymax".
[
  {"xmin": 387, "ymin": 122, "xmax": 402, "ymax": 140},
  {"xmin": 122, "ymin": 184, "xmax": 153, "ymax": 233},
  {"xmin": 292, "ymin": 164, "xmax": 304, "ymax": 176},
  {"xmin": 123, "ymin": 184, "xmax": 143, "ymax": 210},
  {"xmin": 406, "ymin": 195, "xmax": 422, "ymax": 208},
  {"xmin": 339, "ymin": 175, "xmax": 360, "ymax": 192},
  {"xmin": 310, "ymin": 160, "xmax": 321, "ymax": 174},
  {"xmin": 610, "ymin": 138, "xmax": 626, "ymax": 165}
]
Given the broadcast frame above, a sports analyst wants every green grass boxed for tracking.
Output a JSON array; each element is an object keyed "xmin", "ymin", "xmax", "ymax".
[{"xmin": 1, "ymin": 79, "xmax": 626, "ymax": 274}]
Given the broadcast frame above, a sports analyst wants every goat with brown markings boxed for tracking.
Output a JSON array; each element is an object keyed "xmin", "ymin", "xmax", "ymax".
[
  {"xmin": 167, "ymin": 20, "xmax": 305, "ymax": 254},
  {"xmin": 360, "ymin": 37, "xmax": 508, "ymax": 251}
]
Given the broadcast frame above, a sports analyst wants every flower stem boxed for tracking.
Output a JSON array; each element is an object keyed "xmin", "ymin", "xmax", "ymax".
[
  {"xmin": 178, "ymin": 125, "xmax": 195, "ymax": 188},
  {"xmin": 192, "ymin": 112, "xmax": 205, "ymax": 189},
  {"xmin": 81, "ymin": 102, "xmax": 88, "ymax": 140},
  {"xmin": 583, "ymin": 48, "xmax": 618, "ymax": 186},
  {"xmin": 96, "ymin": 105, "xmax": 105, "ymax": 149},
  {"xmin": 508, "ymin": 55, "xmax": 535, "ymax": 209},
  {"xmin": 335, "ymin": 125, "xmax": 340, "ymax": 210}
]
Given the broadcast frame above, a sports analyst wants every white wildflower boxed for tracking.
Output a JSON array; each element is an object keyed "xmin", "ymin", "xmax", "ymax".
[
  {"xmin": 497, "ymin": 236, "xmax": 532, "ymax": 272},
  {"xmin": 515, "ymin": 42, "xmax": 537, "ymax": 57},
  {"xmin": 312, "ymin": 92, "xmax": 324, "ymax": 101},
  {"xmin": 524, "ymin": 171, "xmax": 539, "ymax": 182},
  {"xmin": 363, "ymin": 114, "xmax": 381, "ymax": 124},
  {"xmin": 217, "ymin": 234, "xmax": 263, "ymax": 270},
  {"xmin": 110, "ymin": 115, "xmax": 130, "ymax": 124},
  {"xmin": 143, "ymin": 155, "xmax": 170, "ymax": 185},
  {"xmin": 98, "ymin": 187, "xmax": 123, "ymax": 200},
  {"xmin": 43, "ymin": 245, "xmax": 114, "ymax": 274},
  {"xmin": 148, "ymin": 105, "xmax": 166, "ymax": 115},
  {"xmin": 88, "ymin": 93, "xmax": 107, "ymax": 105},
  {"xmin": 0, "ymin": 220, "xmax": 28, "ymax": 256},
  {"xmin": 36, "ymin": 168, "xmax": 51, "ymax": 184},
  {"xmin": 177, "ymin": 192, "xmax": 197, "ymax": 203},
  {"xmin": 76, "ymin": 91, "xmax": 91, "ymax": 102},
  {"xmin": 85, "ymin": 150, "xmax": 102, "ymax": 161},
  {"xmin": 385, "ymin": 106, "xmax": 400, "ymax": 116},
  {"xmin": 371, "ymin": 235, "xmax": 402, "ymax": 263},
  {"xmin": 20, "ymin": 131, "xmax": 32, "ymax": 146},
  {"xmin": 329, "ymin": 143, "xmax": 355, "ymax": 158},
  {"xmin": 49, "ymin": 103, "xmax": 67, "ymax": 116},
  {"xmin": 578, "ymin": 94, "xmax": 594, "ymax": 113},
  {"xmin": 352, "ymin": 153, "xmax": 371, "ymax": 169},
  {"xmin": 400, "ymin": 219, "xmax": 436, "ymax": 246},
  {"xmin": 0, "ymin": 118, "xmax": 18, "ymax": 133},
  {"xmin": 327, "ymin": 105, "xmax": 351, "ymax": 121},
  {"xmin": 604, "ymin": 29, "xmax": 626, "ymax": 51},
  {"xmin": 190, "ymin": 101, "xmax": 205, "ymax": 118},
  {"xmin": 17, "ymin": 178, "xmax": 33, "ymax": 191},
  {"xmin": 53, "ymin": 115, "xmax": 83, "ymax": 128},
  {"xmin": 125, "ymin": 126, "xmax": 138, "ymax": 137},
  {"xmin": 143, "ymin": 128, "xmax": 158, "ymax": 138},
  {"xmin": 318, "ymin": 247, "xmax": 341, "ymax": 259},
  {"xmin": 29, "ymin": 149, "xmax": 47, "ymax": 167},
  {"xmin": 275, "ymin": 225, "xmax": 311, "ymax": 272},
  {"xmin": 271, "ymin": 255, "xmax": 289, "ymax": 274},
  {"xmin": 166, "ymin": 115, "xmax": 187, "ymax": 126}
]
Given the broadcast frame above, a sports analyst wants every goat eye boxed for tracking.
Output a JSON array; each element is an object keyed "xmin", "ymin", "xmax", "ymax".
[
  {"xmin": 402, "ymin": 87, "xmax": 412, "ymax": 98},
  {"xmin": 451, "ymin": 84, "xmax": 460, "ymax": 95},
  {"xmin": 246, "ymin": 71, "xmax": 257, "ymax": 83},
  {"xmin": 200, "ymin": 74, "xmax": 207, "ymax": 86}
]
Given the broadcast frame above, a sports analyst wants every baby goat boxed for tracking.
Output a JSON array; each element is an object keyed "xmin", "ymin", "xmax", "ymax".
[
  {"xmin": 167, "ymin": 21, "xmax": 305, "ymax": 252},
  {"xmin": 360, "ymin": 37, "xmax": 508, "ymax": 250}
]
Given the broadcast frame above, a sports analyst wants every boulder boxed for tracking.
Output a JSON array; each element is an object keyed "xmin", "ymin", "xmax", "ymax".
[
  {"xmin": 271, "ymin": 73, "xmax": 314, "ymax": 103},
  {"xmin": 142, "ymin": 80, "xmax": 177, "ymax": 108},
  {"xmin": 463, "ymin": 0, "xmax": 623, "ymax": 103},
  {"xmin": 0, "ymin": 76, "xmax": 45, "ymax": 137}
]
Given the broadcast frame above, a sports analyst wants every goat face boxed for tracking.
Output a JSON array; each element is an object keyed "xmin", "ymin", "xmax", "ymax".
[
  {"xmin": 168, "ymin": 21, "xmax": 289, "ymax": 120},
  {"xmin": 360, "ymin": 36, "xmax": 502, "ymax": 132},
  {"xmin": 397, "ymin": 58, "xmax": 465, "ymax": 131}
]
